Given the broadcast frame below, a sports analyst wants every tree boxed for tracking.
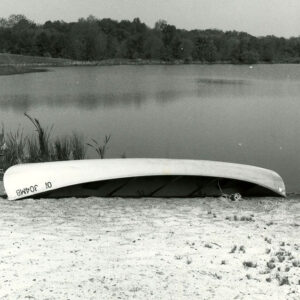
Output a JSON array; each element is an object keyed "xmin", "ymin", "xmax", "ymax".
[
  {"xmin": 105, "ymin": 36, "xmax": 119, "ymax": 58},
  {"xmin": 7, "ymin": 14, "xmax": 28, "ymax": 27},
  {"xmin": 0, "ymin": 18, "xmax": 9, "ymax": 28},
  {"xmin": 0, "ymin": 14, "xmax": 299, "ymax": 64},
  {"xmin": 35, "ymin": 31, "xmax": 52, "ymax": 56},
  {"xmin": 179, "ymin": 39, "xmax": 194, "ymax": 61},
  {"xmin": 143, "ymin": 35, "xmax": 163, "ymax": 59},
  {"xmin": 162, "ymin": 24, "xmax": 176, "ymax": 46},
  {"xmin": 154, "ymin": 19, "xmax": 167, "ymax": 32},
  {"xmin": 240, "ymin": 50, "xmax": 259, "ymax": 64},
  {"xmin": 94, "ymin": 31, "xmax": 107, "ymax": 60},
  {"xmin": 260, "ymin": 36, "xmax": 276, "ymax": 62},
  {"xmin": 194, "ymin": 36, "xmax": 217, "ymax": 62}
]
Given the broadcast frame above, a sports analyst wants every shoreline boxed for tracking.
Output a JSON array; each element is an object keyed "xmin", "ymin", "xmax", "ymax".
[
  {"xmin": 0, "ymin": 193, "xmax": 299, "ymax": 299},
  {"xmin": 0, "ymin": 58, "xmax": 299, "ymax": 76},
  {"xmin": 0, "ymin": 65, "xmax": 48, "ymax": 76}
]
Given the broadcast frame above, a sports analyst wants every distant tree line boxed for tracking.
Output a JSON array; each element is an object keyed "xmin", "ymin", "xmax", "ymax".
[{"xmin": 0, "ymin": 14, "xmax": 300, "ymax": 64}]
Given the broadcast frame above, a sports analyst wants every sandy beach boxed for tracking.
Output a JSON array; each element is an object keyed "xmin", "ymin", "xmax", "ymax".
[{"xmin": 0, "ymin": 181, "xmax": 299, "ymax": 299}]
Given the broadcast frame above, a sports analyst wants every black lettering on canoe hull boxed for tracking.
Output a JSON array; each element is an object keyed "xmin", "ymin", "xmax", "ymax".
[
  {"xmin": 45, "ymin": 182, "xmax": 52, "ymax": 189},
  {"xmin": 15, "ymin": 181, "xmax": 53, "ymax": 197},
  {"xmin": 16, "ymin": 184, "xmax": 38, "ymax": 197}
]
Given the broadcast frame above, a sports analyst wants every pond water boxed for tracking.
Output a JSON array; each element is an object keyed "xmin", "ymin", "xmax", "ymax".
[{"xmin": 0, "ymin": 64, "xmax": 300, "ymax": 192}]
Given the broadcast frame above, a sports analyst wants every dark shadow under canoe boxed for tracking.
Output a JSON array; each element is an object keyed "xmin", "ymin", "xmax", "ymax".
[{"xmin": 35, "ymin": 175, "xmax": 282, "ymax": 199}]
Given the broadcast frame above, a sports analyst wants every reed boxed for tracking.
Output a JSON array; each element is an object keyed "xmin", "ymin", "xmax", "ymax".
[
  {"xmin": 27, "ymin": 136, "xmax": 41, "ymax": 162},
  {"xmin": 70, "ymin": 133, "xmax": 86, "ymax": 160},
  {"xmin": 53, "ymin": 136, "xmax": 71, "ymax": 161},
  {"xmin": 0, "ymin": 124, "xmax": 4, "ymax": 147},
  {"xmin": 0, "ymin": 125, "xmax": 5, "ymax": 176},
  {"xmin": 3, "ymin": 128, "xmax": 27, "ymax": 168},
  {"xmin": 24, "ymin": 112, "xmax": 53, "ymax": 161},
  {"xmin": 87, "ymin": 134, "xmax": 111, "ymax": 159},
  {"xmin": 0, "ymin": 115, "xmax": 113, "ymax": 171}
]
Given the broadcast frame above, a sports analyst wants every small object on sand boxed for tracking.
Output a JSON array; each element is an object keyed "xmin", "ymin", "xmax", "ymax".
[{"xmin": 230, "ymin": 193, "xmax": 242, "ymax": 201}]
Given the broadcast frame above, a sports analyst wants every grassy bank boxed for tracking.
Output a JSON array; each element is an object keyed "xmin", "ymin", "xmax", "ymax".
[
  {"xmin": 0, "ymin": 53, "xmax": 186, "ymax": 68},
  {"xmin": 0, "ymin": 65, "xmax": 48, "ymax": 76},
  {"xmin": 0, "ymin": 53, "xmax": 60, "ymax": 76},
  {"xmin": 0, "ymin": 53, "xmax": 74, "ymax": 66},
  {"xmin": 0, "ymin": 53, "xmax": 80, "ymax": 76},
  {"xmin": 0, "ymin": 53, "xmax": 226, "ymax": 70},
  {"xmin": 0, "ymin": 54, "xmax": 184, "ymax": 76}
]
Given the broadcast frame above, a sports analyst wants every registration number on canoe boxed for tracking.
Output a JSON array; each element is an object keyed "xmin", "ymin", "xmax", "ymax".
[{"xmin": 16, "ymin": 181, "xmax": 53, "ymax": 197}]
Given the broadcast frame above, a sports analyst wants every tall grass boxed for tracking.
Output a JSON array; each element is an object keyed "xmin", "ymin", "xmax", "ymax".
[
  {"xmin": 53, "ymin": 136, "xmax": 71, "ymax": 161},
  {"xmin": 0, "ymin": 114, "xmax": 112, "ymax": 172},
  {"xmin": 24, "ymin": 112, "xmax": 53, "ymax": 161},
  {"xmin": 0, "ymin": 125, "xmax": 4, "ymax": 177},
  {"xmin": 87, "ymin": 135, "xmax": 111, "ymax": 159},
  {"xmin": 0, "ymin": 124, "xmax": 5, "ymax": 171},
  {"xmin": 71, "ymin": 133, "xmax": 86, "ymax": 160},
  {"xmin": 0, "ymin": 125, "xmax": 4, "ymax": 147},
  {"xmin": 27, "ymin": 136, "xmax": 40, "ymax": 162},
  {"xmin": 27, "ymin": 134, "xmax": 86, "ymax": 163},
  {"xmin": 3, "ymin": 128, "xmax": 27, "ymax": 169}
]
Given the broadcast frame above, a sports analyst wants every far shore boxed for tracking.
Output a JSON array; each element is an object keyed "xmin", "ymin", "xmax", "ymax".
[
  {"xmin": 0, "ymin": 58, "xmax": 233, "ymax": 77},
  {"xmin": 0, "ymin": 65, "xmax": 48, "ymax": 76},
  {"xmin": 1, "ymin": 57, "xmax": 299, "ymax": 76}
]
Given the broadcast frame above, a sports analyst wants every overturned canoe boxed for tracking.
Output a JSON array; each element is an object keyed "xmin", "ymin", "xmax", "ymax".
[{"xmin": 3, "ymin": 159, "xmax": 286, "ymax": 200}]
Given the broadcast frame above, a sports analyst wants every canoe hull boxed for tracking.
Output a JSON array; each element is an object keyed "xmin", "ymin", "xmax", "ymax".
[{"xmin": 3, "ymin": 159, "xmax": 286, "ymax": 200}]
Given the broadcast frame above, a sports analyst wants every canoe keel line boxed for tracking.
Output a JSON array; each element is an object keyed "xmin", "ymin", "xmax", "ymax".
[{"xmin": 3, "ymin": 159, "xmax": 286, "ymax": 200}]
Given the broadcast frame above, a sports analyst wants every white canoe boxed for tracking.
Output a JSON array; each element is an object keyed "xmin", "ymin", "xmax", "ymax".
[{"xmin": 3, "ymin": 158, "xmax": 286, "ymax": 200}]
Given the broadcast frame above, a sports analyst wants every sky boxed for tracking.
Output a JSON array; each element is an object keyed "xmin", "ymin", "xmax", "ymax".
[{"xmin": 0, "ymin": 0, "xmax": 299, "ymax": 37}]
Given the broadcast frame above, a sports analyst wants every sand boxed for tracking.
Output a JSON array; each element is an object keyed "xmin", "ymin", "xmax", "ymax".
[{"xmin": 0, "ymin": 182, "xmax": 299, "ymax": 299}]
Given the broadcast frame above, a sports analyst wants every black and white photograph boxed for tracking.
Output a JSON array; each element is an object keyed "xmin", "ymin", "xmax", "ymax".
[{"xmin": 0, "ymin": 0, "xmax": 299, "ymax": 299}]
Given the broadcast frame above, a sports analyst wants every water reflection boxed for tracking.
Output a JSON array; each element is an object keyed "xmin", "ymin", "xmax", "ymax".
[
  {"xmin": 0, "ymin": 89, "xmax": 196, "ymax": 111},
  {"xmin": 197, "ymin": 78, "xmax": 248, "ymax": 85},
  {"xmin": 0, "ymin": 92, "xmax": 145, "ymax": 111},
  {"xmin": 0, "ymin": 94, "xmax": 32, "ymax": 111},
  {"xmin": 0, "ymin": 79, "xmax": 253, "ymax": 112}
]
